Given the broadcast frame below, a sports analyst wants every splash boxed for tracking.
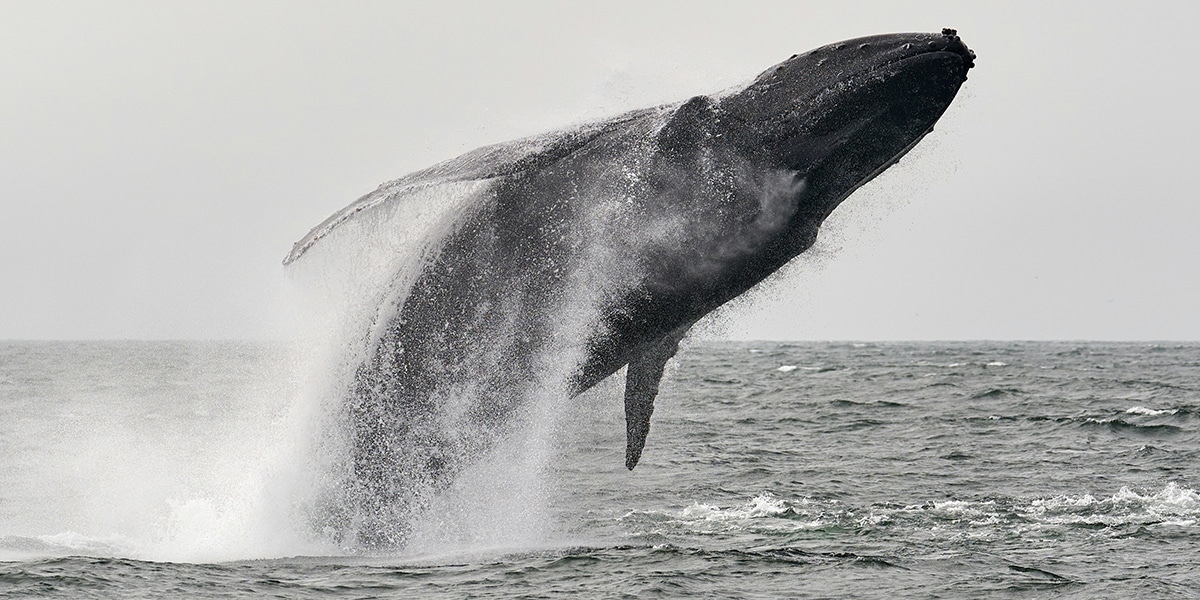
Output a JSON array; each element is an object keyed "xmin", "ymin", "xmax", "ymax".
[
  {"xmin": 282, "ymin": 117, "xmax": 825, "ymax": 553},
  {"xmin": 0, "ymin": 341, "xmax": 339, "ymax": 563},
  {"xmin": 282, "ymin": 148, "xmax": 666, "ymax": 553}
]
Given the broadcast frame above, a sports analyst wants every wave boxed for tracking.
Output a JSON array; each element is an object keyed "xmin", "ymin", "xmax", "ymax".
[
  {"xmin": 0, "ymin": 543, "xmax": 905, "ymax": 599},
  {"xmin": 617, "ymin": 494, "xmax": 844, "ymax": 538},
  {"xmin": 965, "ymin": 406, "xmax": 1194, "ymax": 438},
  {"xmin": 1126, "ymin": 406, "xmax": 1179, "ymax": 416},
  {"xmin": 968, "ymin": 387, "xmax": 1024, "ymax": 400},
  {"xmin": 616, "ymin": 484, "xmax": 1200, "ymax": 541},
  {"xmin": 2, "ymin": 484, "xmax": 1193, "ymax": 597},
  {"xmin": 1023, "ymin": 482, "xmax": 1199, "ymax": 527},
  {"xmin": 774, "ymin": 365, "xmax": 840, "ymax": 373},
  {"xmin": 0, "ymin": 532, "xmax": 131, "ymax": 562},
  {"xmin": 1079, "ymin": 417, "xmax": 1185, "ymax": 437}
]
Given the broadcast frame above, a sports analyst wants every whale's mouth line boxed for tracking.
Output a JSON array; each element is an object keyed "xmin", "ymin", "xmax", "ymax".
[
  {"xmin": 871, "ymin": 49, "xmax": 972, "ymax": 82},
  {"xmin": 788, "ymin": 50, "xmax": 956, "ymax": 164},
  {"xmin": 802, "ymin": 43, "xmax": 970, "ymax": 129},
  {"xmin": 862, "ymin": 31, "xmax": 975, "ymax": 82}
]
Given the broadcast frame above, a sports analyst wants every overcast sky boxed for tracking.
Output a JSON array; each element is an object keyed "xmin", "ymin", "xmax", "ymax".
[{"xmin": 2, "ymin": 1, "xmax": 1198, "ymax": 340}]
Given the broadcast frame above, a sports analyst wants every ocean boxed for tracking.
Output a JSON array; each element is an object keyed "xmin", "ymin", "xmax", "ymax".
[{"xmin": 0, "ymin": 340, "xmax": 1196, "ymax": 598}]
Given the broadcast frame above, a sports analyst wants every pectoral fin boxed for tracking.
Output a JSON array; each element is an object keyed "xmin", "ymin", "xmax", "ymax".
[{"xmin": 624, "ymin": 330, "xmax": 686, "ymax": 470}]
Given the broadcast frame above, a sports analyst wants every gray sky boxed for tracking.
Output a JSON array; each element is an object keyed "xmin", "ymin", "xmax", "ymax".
[{"xmin": 2, "ymin": 1, "xmax": 1198, "ymax": 340}]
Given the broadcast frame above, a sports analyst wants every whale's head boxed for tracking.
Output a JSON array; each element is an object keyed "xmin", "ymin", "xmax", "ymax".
[{"xmin": 718, "ymin": 29, "xmax": 974, "ymax": 225}]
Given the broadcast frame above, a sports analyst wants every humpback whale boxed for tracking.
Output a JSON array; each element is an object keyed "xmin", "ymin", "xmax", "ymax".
[{"xmin": 287, "ymin": 30, "xmax": 974, "ymax": 548}]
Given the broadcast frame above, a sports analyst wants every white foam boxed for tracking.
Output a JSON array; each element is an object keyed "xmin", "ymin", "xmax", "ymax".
[
  {"xmin": 1125, "ymin": 406, "xmax": 1177, "ymax": 416},
  {"xmin": 640, "ymin": 494, "xmax": 831, "ymax": 534},
  {"xmin": 678, "ymin": 494, "xmax": 796, "ymax": 520},
  {"xmin": 1023, "ymin": 482, "xmax": 1199, "ymax": 528},
  {"xmin": 931, "ymin": 499, "xmax": 996, "ymax": 517}
]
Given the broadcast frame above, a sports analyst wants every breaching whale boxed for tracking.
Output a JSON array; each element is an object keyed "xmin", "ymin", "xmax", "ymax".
[{"xmin": 287, "ymin": 29, "xmax": 974, "ymax": 548}]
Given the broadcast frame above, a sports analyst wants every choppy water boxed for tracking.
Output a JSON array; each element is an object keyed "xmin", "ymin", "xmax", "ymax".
[{"xmin": 0, "ymin": 340, "xmax": 1197, "ymax": 598}]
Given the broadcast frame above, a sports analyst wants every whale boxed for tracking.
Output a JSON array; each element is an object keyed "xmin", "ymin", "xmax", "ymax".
[{"xmin": 286, "ymin": 29, "xmax": 974, "ymax": 548}]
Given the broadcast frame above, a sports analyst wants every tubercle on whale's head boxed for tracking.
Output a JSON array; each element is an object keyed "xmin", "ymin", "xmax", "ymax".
[{"xmin": 715, "ymin": 29, "xmax": 974, "ymax": 220}]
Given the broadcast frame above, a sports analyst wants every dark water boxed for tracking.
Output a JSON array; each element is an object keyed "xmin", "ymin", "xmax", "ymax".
[{"xmin": 1, "ymin": 341, "xmax": 1197, "ymax": 598}]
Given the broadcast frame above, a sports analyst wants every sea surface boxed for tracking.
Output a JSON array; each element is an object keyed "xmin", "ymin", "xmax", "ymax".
[{"xmin": 0, "ymin": 340, "xmax": 1197, "ymax": 598}]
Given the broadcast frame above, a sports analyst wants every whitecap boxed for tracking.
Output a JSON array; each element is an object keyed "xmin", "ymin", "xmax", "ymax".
[
  {"xmin": 744, "ymin": 494, "xmax": 793, "ymax": 517},
  {"xmin": 1022, "ymin": 482, "xmax": 1199, "ymax": 528},
  {"xmin": 638, "ymin": 494, "xmax": 837, "ymax": 536},
  {"xmin": 677, "ymin": 494, "xmax": 794, "ymax": 521},
  {"xmin": 1125, "ymin": 406, "xmax": 1177, "ymax": 416},
  {"xmin": 931, "ymin": 499, "xmax": 997, "ymax": 519}
]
